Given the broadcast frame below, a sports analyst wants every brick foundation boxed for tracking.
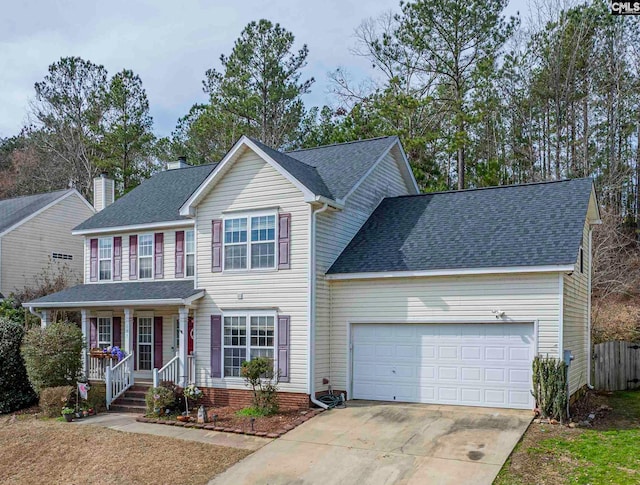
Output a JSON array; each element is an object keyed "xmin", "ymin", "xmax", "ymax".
[{"xmin": 200, "ymin": 387, "xmax": 310, "ymax": 410}]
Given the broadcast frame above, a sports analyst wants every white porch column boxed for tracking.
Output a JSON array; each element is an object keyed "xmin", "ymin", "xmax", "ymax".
[
  {"xmin": 178, "ymin": 307, "xmax": 189, "ymax": 387},
  {"xmin": 40, "ymin": 309, "xmax": 50, "ymax": 328},
  {"xmin": 124, "ymin": 308, "xmax": 134, "ymax": 356},
  {"xmin": 81, "ymin": 309, "xmax": 89, "ymax": 375}
]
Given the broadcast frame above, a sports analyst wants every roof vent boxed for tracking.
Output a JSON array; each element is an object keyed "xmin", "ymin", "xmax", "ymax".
[{"xmin": 167, "ymin": 156, "xmax": 190, "ymax": 170}]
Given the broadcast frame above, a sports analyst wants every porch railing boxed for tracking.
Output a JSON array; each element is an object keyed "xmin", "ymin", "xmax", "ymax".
[
  {"xmin": 153, "ymin": 353, "xmax": 179, "ymax": 388},
  {"xmin": 105, "ymin": 352, "xmax": 134, "ymax": 409},
  {"xmin": 88, "ymin": 355, "xmax": 111, "ymax": 381},
  {"xmin": 187, "ymin": 354, "xmax": 196, "ymax": 385}
]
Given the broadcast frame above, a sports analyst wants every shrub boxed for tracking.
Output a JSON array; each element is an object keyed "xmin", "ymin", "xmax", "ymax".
[
  {"xmin": 40, "ymin": 385, "xmax": 73, "ymax": 417},
  {"xmin": 21, "ymin": 321, "xmax": 84, "ymax": 393},
  {"xmin": 159, "ymin": 380, "xmax": 185, "ymax": 413},
  {"xmin": 241, "ymin": 357, "xmax": 279, "ymax": 415},
  {"xmin": 531, "ymin": 355, "xmax": 568, "ymax": 422},
  {"xmin": 145, "ymin": 386, "xmax": 176, "ymax": 416},
  {"xmin": 0, "ymin": 317, "xmax": 37, "ymax": 413},
  {"xmin": 86, "ymin": 382, "xmax": 106, "ymax": 413}
]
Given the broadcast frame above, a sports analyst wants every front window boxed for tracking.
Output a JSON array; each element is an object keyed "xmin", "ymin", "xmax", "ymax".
[
  {"xmin": 185, "ymin": 230, "xmax": 195, "ymax": 277},
  {"xmin": 98, "ymin": 238, "xmax": 112, "ymax": 281},
  {"xmin": 223, "ymin": 214, "xmax": 276, "ymax": 270},
  {"xmin": 138, "ymin": 234, "xmax": 154, "ymax": 279},
  {"xmin": 97, "ymin": 317, "xmax": 112, "ymax": 348},
  {"xmin": 223, "ymin": 314, "xmax": 275, "ymax": 377}
]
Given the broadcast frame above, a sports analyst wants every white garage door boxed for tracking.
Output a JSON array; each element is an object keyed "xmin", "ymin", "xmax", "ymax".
[{"xmin": 351, "ymin": 323, "xmax": 535, "ymax": 409}]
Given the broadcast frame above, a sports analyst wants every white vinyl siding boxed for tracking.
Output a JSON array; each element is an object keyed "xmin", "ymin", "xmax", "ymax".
[
  {"xmin": 315, "ymin": 148, "xmax": 413, "ymax": 391},
  {"xmin": 0, "ymin": 192, "xmax": 93, "ymax": 296},
  {"xmin": 563, "ymin": 217, "xmax": 591, "ymax": 396},
  {"xmin": 329, "ymin": 273, "xmax": 561, "ymax": 394},
  {"xmin": 194, "ymin": 147, "xmax": 309, "ymax": 394}
]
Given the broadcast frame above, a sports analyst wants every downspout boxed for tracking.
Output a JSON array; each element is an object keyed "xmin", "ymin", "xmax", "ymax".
[
  {"xmin": 587, "ymin": 226, "xmax": 594, "ymax": 389},
  {"xmin": 28, "ymin": 306, "xmax": 42, "ymax": 320},
  {"xmin": 309, "ymin": 202, "xmax": 330, "ymax": 410}
]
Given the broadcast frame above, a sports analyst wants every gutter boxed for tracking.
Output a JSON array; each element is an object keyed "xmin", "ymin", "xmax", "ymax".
[{"xmin": 308, "ymin": 202, "xmax": 330, "ymax": 410}]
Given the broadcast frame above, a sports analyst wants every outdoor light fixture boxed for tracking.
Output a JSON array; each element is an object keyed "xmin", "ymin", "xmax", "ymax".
[
  {"xmin": 250, "ymin": 417, "xmax": 255, "ymax": 432},
  {"xmin": 212, "ymin": 414, "xmax": 218, "ymax": 426}
]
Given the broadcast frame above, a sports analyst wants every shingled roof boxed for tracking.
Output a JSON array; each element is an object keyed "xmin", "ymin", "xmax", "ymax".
[
  {"xmin": 26, "ymin": 280, "xmax": 204, "ymax": 307},
  {"xmin": 75, "ymin": 136, "xmax": 408, "ymax": 232},
  {"xmin": 0, "ymin": 189, "xmax": 74, "ymax": 234},
  {"xmin": 327, "ymin": 178, "xmax": 596, "ymax": 275},
  {"xmin": 74, "ymin": 164, "xmax": 216, "ymax": 232}
]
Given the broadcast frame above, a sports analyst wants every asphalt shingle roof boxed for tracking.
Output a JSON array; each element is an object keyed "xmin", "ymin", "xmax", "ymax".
[
  {"xmin": 0, "ymin": 189, "xmax": 72, "ymax": 234},
  {"xmin": 74, "ymin": 136, "xmax": 403, "ymax": 231},
  {"xmin": 327, "ymin": 178, "xmax": 595, "ymax": 274},
  {"xmin": 74, "ymin": 164, "xmax": 216, "ymax": 231},
  {"xmin": 287, "ymin": 136, "xmax": 399, "ymax": 200},
  {"xmin": 27, "ymin": 280, "xmax": 202, "ymax": 306}
]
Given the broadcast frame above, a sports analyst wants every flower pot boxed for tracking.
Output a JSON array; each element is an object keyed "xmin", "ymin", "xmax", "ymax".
[
  {"xmin": 63, "ymin": 414, "xmax": 73, "ymax": 422},
  {"xmin": 176, "ymin": 415, "xmax": 190, "ymax": 423}
]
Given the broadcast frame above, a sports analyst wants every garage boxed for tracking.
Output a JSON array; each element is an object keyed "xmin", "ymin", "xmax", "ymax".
[{"xmin": 351, "ymin": 322, "xmax": 535, "ymax": 409}]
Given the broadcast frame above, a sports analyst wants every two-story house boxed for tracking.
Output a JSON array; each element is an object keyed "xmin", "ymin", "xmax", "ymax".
[
  {"xmin": 0, "ymin": 188, "xmax": 95, "ymax": 298},
  {"xmin": 25, "ymin": 136, "xmax": 600, "ymax": 413}
]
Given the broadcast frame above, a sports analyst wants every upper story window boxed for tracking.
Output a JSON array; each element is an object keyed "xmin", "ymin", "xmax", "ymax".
[
  {"xmin": 223, "ymin": 213, "xmax": 276, "ymax": 270},
  {"xmin": 138, "ymin": 234, "xmax": 154, "ymax": 279},
  {"xmin": 98, "ymin": 238, "xmax": 112, "ymax": 281},
  {"xmin": 97, "ymin": 317, "xmax": 112, "ymax": 348},
  {"xmin": 185, "ymin": 230, "xmax": 195, "ymax": 277}
]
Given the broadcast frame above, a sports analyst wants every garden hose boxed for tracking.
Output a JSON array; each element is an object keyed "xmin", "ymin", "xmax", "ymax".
[{"xmin": 317, "ymin": 390, "xmax": 346, "ymax": 409}]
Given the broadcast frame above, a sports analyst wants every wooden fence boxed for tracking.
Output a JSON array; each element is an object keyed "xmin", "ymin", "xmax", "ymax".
[{"xmin": 594, "ymin": 341, "xmax": 640, "ymax": 391}]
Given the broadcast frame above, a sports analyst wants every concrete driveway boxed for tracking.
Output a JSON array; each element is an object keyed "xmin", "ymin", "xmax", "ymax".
[{"xmin": 209, "ymin": 401, "xmax": 532, "ymax": 485}]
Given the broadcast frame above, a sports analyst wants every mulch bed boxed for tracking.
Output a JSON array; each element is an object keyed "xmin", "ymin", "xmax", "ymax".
[{"xmin": 137, "ymin": 406, "xmax": 323, "ymax": 438}]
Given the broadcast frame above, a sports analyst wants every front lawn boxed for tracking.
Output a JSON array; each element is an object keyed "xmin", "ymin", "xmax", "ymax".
[
  {"xmin": 495, "ymin": 390, "xmax": 640, "ymax": 485},
  {"xmin": 0, "ymin": 414, "xmax": 250, "ymax": 484}
]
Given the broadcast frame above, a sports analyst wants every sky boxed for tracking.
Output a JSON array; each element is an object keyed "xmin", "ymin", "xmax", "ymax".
[{"xmin": 0, "ymin": 0, "xmax": 527, "ymax": 139}]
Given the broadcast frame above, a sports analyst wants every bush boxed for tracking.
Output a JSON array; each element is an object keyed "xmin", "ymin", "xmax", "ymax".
[
  {"xmin": 241, "ymin": 357, "xmax": 279, "ymax": 415},
  {"xmin": 0, "ymin": 317, "xmax": 37, "ymax": 413},
  {"xmin": 40, "ymin": 385, "xmax": 73, "ymax": 417},
  {"xmin": 159, "ymin": 381, "xmax": 185, "ymax": 413},
  {"xmin": 21, "ymin": 321, "xmax": 84, "ymax": 393},
  {"xmin": 145, "ymin": 386, "xmax": 176, "ymax": 416},
  {"xmin": 531, "ymin": 355, "xmax": 568, "ymax": 423},
  {"xmin": 86, "ymin": 382, "xmax": 106, "ymax": 413}
]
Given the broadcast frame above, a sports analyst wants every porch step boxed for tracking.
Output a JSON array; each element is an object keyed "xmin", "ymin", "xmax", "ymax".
[
  {"xmin": 109, "ymin": 404, "xmax": 147, "ymax": 414},
  {"xmin": 109, "ymin": 382, "xmax": 152, "ymax": 415}
]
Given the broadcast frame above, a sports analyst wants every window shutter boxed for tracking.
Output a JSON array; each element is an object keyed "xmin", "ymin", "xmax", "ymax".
[
  {"xmin": 89, "ymin": 239, "xmax": 98, "ymax": 282},
  {"xmin": 175, "ymin": 231, "xmax": 185, "ymax": 278},
  {"xmin": 154, "ymin": 316, "xmax": 163, "ymax": 369},
  {"xmin": 129, "ymin": 235, "xmax": 138, "ymax": 280},
  {"xmin": 277, "ymin": 315, "xmax": 290, "ymax": 382},
  {"xmin": 211, "ymin": 220, "xmax": 223, "ymax": 272},
  {"xmin": 133, "ymin": 317, "xmax": 137, "ymax": 370},
  {"xmin": 113, "ymin": 237, "xmax": 122, "ymax": 281},
  {"xmin": 154, "ymin": 233, "xmax": 164, "ymax": 279},
  {"xmin": 89, "ymin": 317, "xmax": 97, "ymax": 348},
  {"xmin": 210, "ymin": 315, "xmax": 222, "ymax": 377},
  {"xmin": 278, "ymin": 213, "xmax": 291, "ymax": 270},
  {"xmin": 112, "ymin": 317, "xmax": 122, "ymax": 348}
]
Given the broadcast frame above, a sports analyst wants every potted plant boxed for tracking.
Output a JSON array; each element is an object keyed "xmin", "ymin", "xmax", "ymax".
[
  {"xmin": 183, "ymin": 384, "xmax": 203, "ymax": 414},
  {"xmin": 61, "ymin": 407, "xmax": 74, "ymax": 422}
]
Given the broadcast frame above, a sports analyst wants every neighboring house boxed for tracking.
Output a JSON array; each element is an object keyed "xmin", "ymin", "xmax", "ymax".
[
  {"xmin": 0, "ymin": 189, "xmax": 95, "ymax": 298},
  {"xmin": 24, "ymin": 136, "xmax": 601, "ymax": 412}
]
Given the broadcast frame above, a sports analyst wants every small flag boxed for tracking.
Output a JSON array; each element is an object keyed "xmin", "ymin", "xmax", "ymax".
[{"xmin": 78, "ymin": 382, "xmax": 89, "ymax": 400}]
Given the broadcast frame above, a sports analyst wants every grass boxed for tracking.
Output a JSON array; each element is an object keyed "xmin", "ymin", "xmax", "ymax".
[
  {"xmin": 0, "ymin": 414, "xmax": 250, "ymax": 484},
  {"xmin": 495, "ymin": 390, "xmax": 640, "ymax": 485},
  {"xmin": 235, "ymin": 406, "xmax": 269, "ymax": 417}
]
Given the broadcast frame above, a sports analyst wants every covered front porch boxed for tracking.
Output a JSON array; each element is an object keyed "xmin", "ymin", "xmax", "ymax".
[{"xmin": 24, "ymin": 280, "xmax": 205, "ymax": 409}]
